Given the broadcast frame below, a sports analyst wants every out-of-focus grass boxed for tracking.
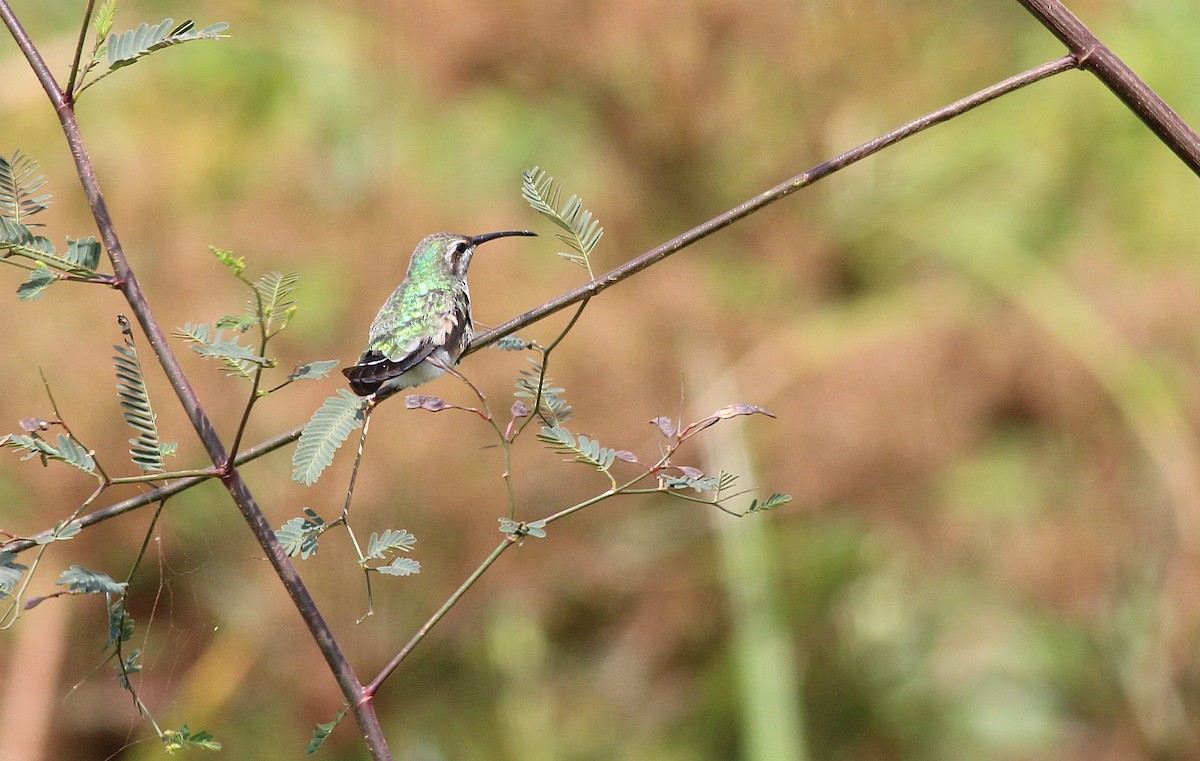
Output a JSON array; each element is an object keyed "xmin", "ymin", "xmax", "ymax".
[{"xmin": 4, "ymin": 1, "xmax": 1200, "ymax": 759}]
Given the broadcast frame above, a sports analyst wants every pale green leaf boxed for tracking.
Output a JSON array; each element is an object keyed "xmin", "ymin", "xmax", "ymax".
[{"xmin": 292, "ymin": 391, "xmax": 367, "ymax": 485}]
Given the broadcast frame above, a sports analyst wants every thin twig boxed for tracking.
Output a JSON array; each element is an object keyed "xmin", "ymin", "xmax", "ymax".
[{"xmin": 64, "ymin": 0, "xmax": 96, "ymax": 101}]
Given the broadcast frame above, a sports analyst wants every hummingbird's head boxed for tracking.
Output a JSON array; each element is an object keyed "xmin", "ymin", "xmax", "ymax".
[{"xmin": 409, "ymin": 230, "xmax": 537, "ymax": 280}]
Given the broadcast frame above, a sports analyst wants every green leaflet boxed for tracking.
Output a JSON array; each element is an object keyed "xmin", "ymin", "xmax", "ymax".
[
  {"xmin": 0, "ymin": 151, "xmax": 50, "ymax": 225},
  {"xmin": 292, "ymin": 390, "xmax": 367, "ymax": 485},
  {"xmin": 16, "ymin": 264, "xmax": 56, "ymax": 300},
  {"xmin": 515, "ymin": 357, "xmax": 572, "ymax": 426},
  {"xmin": 57, "ymin": 564, "xmax": 127, "ymax": 595},
  {"xmin": 537, "ymin": 425, "xmax": 616, "ymax": 471},
  {"xmin": 114, "ymin": 318, "xmax": 170, "ymax": 472},
  {"xmin": 0, "ymin": 552, "xmax": 28, "ymax": 599},
  {"xmin": 3, "ymin": 432, "xmax": 97, "ymax": 475},
  {"xmin": 521, "ymin": 166, "xmax": 604, "ymax": 273},
  {"xmin": 107, "ymin": 19, "xmax": 229, "ymax": 70}
]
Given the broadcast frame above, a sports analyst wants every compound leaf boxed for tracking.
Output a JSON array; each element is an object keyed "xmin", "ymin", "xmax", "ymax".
[
  {"xmin": 292, "ymin": 391, "xmax": 366, "ymax": 485},
  {"xmin": 108, "ymin": 18, "xmax": 229, "ymax": 71},
  {"xmin": 114, "ymin": 317, "xmax": 168, "ymax": 472},
  {"xmin": 57, "ymin": 565, "xmax": 127, "ymax": 595},
  {"xmin": 289, "ymin": 359, "xmax": 339, "ymax": 382},
  {"xmin": 16, "ymin": 263, "xmax": 56, "ymax": 300},
  {"xmin": 537, "ymin": 425, "xmax": 616, "ymax": 472},
  {"xmin": 376, "ymin": 557, "xmax": 421, "ymax": 577},
  {"xmin": 306, "ymin": 706, "xmax": 349, "ymax": 755},
  {"xmin": 365, "ymin": 529, "xmax": 416, "ymax": 561},
  {"xmin": 0, "ymin": 151, "xmax": 51, "ymax": 226},
  {"xmin": 747, "ymin": 493, "xmax": 792, "ymax": 513},
  {"xmin": 0, "ymin": 552, "xmax": 28, "ymax": 599},
  {"xmin": 251, "ymin": 271, "xmax": 299, "ymax": 333},
  {"xmin": 522, "ymin": 166, "xmax": 603, "ymax": 272}
]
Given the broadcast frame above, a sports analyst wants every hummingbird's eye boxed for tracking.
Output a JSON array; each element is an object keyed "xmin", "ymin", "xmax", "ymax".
[{"xmin": 452, "ymin": 241, "xmax": 469, "ymax": 255}]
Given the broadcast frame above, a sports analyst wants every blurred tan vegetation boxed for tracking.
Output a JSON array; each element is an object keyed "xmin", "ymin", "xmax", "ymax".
[{"xmin": 4, "ymin": 0, "xmax": 1200, "ymax": 759}]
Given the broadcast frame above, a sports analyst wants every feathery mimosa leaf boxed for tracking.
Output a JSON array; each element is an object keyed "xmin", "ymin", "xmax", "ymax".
[
  {"xmin": 377, "ymin": 557, "xmax": 421, "ymax": 577},
  {"xmin": 365, "ymin": 529, "xmax": 416, "ymax": 561},
  {"xmin": 747, "ymin": 493, "xmax": 792, "ymax": 513},
  {"xmin": 16, "ymin": 264, "xmax": 56, "ymax": 300},
  {"xmin": 306, "ymin": 707, "xmax": 350, "ymax": 755},
  {"xmin": 113, "ymin": 317, "xmax": 167, "ymax": 472},
  {"xmin": 292, "ymin": 390, "xmax": 367, "ymax": 485},
  {"xmin": 521, "ymin": 167, "xmax": 604, "ymax": 273},
  {"xmin": 0, "ymin": 151, "xmax": 51, "ymax": 226},
  {"xmin": 93, "ymin": 0, "xmax": 116, "ymax": 41},
  {"xmin": 56, "ymin": 565, "xmax": 127, "ymax": 595},
  {"xmin": 2, "ymin": 432, "xmax": 97, "ymax": 475},
  {"xmin": 174, "ymin": 322, "xmax": 271, "ymax": 379},
  {"xmin": 107, "ymin": 18, "xmax": 228, "ymax": 71},
  {"xmin": 288, "ymin": 360, "xmax": 339, "ymax": 382},
  {"xmin": 0, "ymin": 552, "xmax": 28, "ymax": 599},
  {"xmin": 536, "ymin": 425, "xmax": 617, "ymax": 472},
  {"xmin": 247, "ymin": 270, "xmax": 300, "ymax": 335},
  {"xmin": 515, "ymin": 357, "xmax": 572, "ymax": 426},
  {"xmin": 276, "ymin": 509, "xmax": 326, "ymax": 559}
]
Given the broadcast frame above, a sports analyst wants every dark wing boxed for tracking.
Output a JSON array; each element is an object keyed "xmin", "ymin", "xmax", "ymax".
[
  {"xmin": 342, "ymin": 291, "xmax": 472, "ymax": 397},
  {"xmin": 342, "ymin": 344, "xmax": 435, "ymax": 396}
]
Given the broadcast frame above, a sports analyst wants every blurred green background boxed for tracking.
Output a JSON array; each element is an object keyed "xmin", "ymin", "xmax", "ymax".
[{"xmin": 4, "ymin": 0, "xmax": 1200, "ymax": 759}]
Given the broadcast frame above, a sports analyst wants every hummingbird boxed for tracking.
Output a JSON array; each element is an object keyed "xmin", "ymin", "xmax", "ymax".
[{"xmin": 343, "ymin": 230, "xmax": 537, "ymax": 397}]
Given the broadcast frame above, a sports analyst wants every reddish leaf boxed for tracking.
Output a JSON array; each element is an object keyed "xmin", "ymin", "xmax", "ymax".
[
  {"xmin": 650, "ymin": 416, "xmax": 677, "ymax": 438},
  {"xmin": 406, "ymin": 395, "xmax": 447, "ymax": 412},
  {"xmin": 713, "ymin": 403, "xmax": 775, "ymax": 420}
]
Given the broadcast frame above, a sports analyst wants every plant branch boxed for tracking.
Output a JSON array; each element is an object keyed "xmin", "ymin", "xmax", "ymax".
[
  {"xmin": 64, "ymin": 0, "xmax": 96, "ymax": 101},
  {"xmin": 1014, "ymin": 0, "xmax": 1200, "ymax": 175},
  {"xmin": 468, "ymin": 55, "xmax": 1076, "ymax": 353}
]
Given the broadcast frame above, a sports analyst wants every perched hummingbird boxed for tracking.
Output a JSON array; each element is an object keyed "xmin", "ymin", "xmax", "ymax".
[{"xmin": 343, "ymin": 230, "xmax": 537, "ymax": 397}]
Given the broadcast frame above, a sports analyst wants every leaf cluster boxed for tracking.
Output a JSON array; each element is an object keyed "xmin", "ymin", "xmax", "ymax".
[
  {"xmin": 175, "ymin": 249, "xmax": 334, "ymax": 391},
  {"xmin": 0, "ymin": 151, "xmax": 50, "ymax": 226}
]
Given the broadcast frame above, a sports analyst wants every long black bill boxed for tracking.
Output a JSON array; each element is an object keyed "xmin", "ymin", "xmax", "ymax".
[{"xmin": 469, "ymin": 230, "xmax": 537, "ymax": 246}]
